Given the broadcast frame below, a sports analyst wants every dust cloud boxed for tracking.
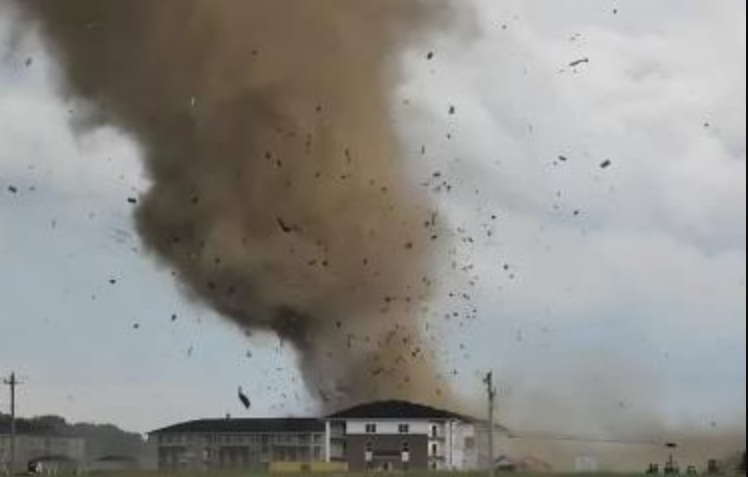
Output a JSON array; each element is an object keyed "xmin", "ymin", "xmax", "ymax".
[
  {"xmin": 10, "ymin": 0, "xmax": 454, "ymax": 409},
  {"xmin": 8, "ymin": 3, "xmax": 743, "ymax": 470}
]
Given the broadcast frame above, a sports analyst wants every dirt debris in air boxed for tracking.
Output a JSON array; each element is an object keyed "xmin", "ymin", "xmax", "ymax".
[
  {"xmin": 570, "ymin": 58, "xmax": 590, "ymax": 68},
  {"xmin": 13, "ymin": 0, "xmax": 458, "ymax": 409},
  {"xmin": 238, "ymin": 387, "xmax": 251, "ymax": 410}
]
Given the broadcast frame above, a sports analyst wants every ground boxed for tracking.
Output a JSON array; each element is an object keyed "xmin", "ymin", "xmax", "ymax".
[{"xmin": 80, "ymin": 472, "xmax": 644, "ymax": 477}]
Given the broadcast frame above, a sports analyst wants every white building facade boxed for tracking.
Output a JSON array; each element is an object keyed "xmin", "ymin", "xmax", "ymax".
[{"xmin": 325, "ymin": 400, "xmax": 506, "ymax": 473}]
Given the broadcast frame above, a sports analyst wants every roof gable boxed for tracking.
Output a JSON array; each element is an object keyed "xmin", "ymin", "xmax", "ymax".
[{"xmin": 327, "ymin": 400, "xmax": 470, "ymax": 421}]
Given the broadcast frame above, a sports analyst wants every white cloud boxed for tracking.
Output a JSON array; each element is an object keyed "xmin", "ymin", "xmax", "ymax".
[
  {"xmin": 395, "ymin": 0, "xmax": 746, "ymax": 423},
  {"xmin": 0, "ymin": 15, "xmax": 146, "ymax": 205},
  {"xmin": 0, "ymin": 85, "xmax": 146, "ymax": 203},
  {"xmin": 402, "ymin": 0, "xmax": 745, "ymax": 244},
  {"xmin": 398, "ymin": 0, "xmax": 746, "ymax": 317}
]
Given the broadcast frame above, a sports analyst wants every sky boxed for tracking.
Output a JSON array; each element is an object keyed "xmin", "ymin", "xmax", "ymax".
[{"xmin": 0, "ymin": 0, "xmax": 745, "ymax": 439}]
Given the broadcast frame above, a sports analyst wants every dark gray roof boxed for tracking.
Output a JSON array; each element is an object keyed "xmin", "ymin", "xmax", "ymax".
[
  {"xmin": 0, "ymin": 419, "xmax": 45, "ymax": 435},
  {"xmin": 328, "ymin": 400, "xmax": 470, "ymax": 421},
  {"xmin": 150, "ymin": 418, "xmax": 324, "ymax": 435},
  {"xmin": 0, "ymin": 421, "xmax": 69, "ymax": 438}
]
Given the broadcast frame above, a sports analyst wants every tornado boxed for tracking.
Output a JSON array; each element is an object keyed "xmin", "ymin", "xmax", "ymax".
[{"xmin": 11, "ymin": 0, "xmax": 453, "ymax": 408}]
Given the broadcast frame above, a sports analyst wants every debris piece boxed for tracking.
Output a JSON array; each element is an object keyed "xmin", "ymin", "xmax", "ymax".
[
  {"xmin": 570, "ymin": 58, "xmax": 590, "ymax": 67},
  {"xmin": 600, "ymin": 159, "xmax": 613, "ymax": 169},
  {"xmin": 277, "ymin": 217, "xmax": 298, "ymax": 234},
  {"xmin": 238, "ymin": 387, "xmax": 251, "ymax": 410}
]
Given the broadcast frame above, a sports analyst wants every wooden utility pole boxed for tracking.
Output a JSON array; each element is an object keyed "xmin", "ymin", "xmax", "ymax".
[
  {"xmin": 3, "ymin": 373, "xmax": 21, "ymax": 475},
  {"xmin": 484, "ymin": 371, "xmax": 498, "ymax": 477}
]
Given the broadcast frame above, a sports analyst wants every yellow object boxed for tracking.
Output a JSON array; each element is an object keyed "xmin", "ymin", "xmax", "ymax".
[{"xmin": 269, "ymin": 461, "xmax": 349, "ymax": 473}]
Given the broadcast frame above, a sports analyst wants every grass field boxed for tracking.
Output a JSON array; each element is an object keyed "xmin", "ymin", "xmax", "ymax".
[
  {"xmin": 85, "ymin": 473, "xmax": 492, "ymax": 477},
  {"xmin": 82, "ymin": 472, "xmax": 644, "ymax": 477}
]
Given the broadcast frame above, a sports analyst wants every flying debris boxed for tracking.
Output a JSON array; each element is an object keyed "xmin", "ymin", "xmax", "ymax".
[
  {"xmin": 238, "ymin": 387, "xmax": 251, "ymax": 410},
  {"xmin": 569, "ymin": 58, "xmax": 590, "ymax": 68},
  {"xmin": 276, "ymin": 217, "xmax": 298, "ymax": 234},
  {"xmin": 600, "ymin": 159, "xmax": 613, "ymax": 169}
]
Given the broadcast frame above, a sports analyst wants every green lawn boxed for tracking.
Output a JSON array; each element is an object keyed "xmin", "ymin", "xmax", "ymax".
[{"xmin": 82, "ymin": 473, "xmax": 645, "ymax": 477}]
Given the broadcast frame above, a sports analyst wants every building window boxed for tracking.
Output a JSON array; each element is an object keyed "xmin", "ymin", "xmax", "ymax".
[
  {"xmin": 365, "ymin": 441, "xmax": 374, "ymax": 463},
  {"xmin": 402, "ymin": 442, "xmax": 411, "ymax": 453},
  {"xmin": 431, "ymin": 443, "xmax": 439, "ymax": 457},
  {"xmin": 398, "ymin": 424, "xmax": 410, "ymax": 434},
  {"xmin": 365, "ymin": 423, "xmax": 377, "ymax": 434},
  {"xmin": 431, "ymin": 425, "xmax": 439, "ymax": 438}
]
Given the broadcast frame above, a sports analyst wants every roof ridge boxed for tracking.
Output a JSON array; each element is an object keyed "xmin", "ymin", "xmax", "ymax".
[{"xmin": 327, "ymin": 400, "xmax": 471, "ymax": 421}]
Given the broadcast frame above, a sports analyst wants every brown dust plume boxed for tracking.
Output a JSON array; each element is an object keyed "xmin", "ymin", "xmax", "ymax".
[{"xmin": 11, "ymin": 0, "xmax": 453, "ymax": 409}]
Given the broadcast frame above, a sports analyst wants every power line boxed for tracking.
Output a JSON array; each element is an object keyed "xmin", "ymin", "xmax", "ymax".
[{"xmin": 506, "ymin": 431, "xmax": 672, "ymax": 448}]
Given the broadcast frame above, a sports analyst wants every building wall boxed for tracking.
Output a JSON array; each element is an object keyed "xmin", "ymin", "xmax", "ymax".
[
  {"xmin": 330, "ymin": 419, "xmax": 484, "ymax": 472},
  {"xmin": 153, "ymin": 432, "xmax": 325, "ymax": 472},
  {"xmin": 151, "ymin": 416, "xmax": 505, "ymax": 474},
  {"xmin": 346, "ymin": 434, "xmax": 428, "ymax": 472},
  {"xmin": 450, "ymin": 421, "xmax": 479, "ymax": 470},
  {"xmin": 346, "ymin": 420, "xmax": 433, "ymax": 436}
]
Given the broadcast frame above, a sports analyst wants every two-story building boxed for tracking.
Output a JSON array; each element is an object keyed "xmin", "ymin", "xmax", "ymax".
[
  {"xmin": 150, "ymin": 418, "xmax": 328, "ymax": 472},
  {"xmin": 150, "ymin": 400, "xmax": 507, "ymax": 473},
  {"xmin": 326, "ymin": 400, "xmax": 506, "ymax": 472}
]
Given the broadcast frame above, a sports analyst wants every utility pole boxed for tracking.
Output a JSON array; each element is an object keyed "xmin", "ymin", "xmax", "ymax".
[
  {"xmin": 3, "ymin": 373, "xmax": 21, "ymax": 475},
  {"xmin": 665, "ymin": 442, "xmax": 679, "ymax": 475},
  {"xmin": 484, "ymin": 371, "xmax": 498, "ymax": 477}
]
